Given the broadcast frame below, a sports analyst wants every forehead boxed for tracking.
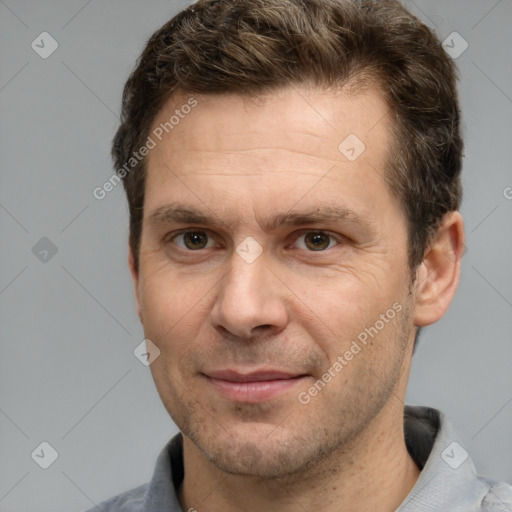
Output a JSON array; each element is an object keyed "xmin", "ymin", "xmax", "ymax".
[
  {"xmin": 143, "ymin": 85, "xmax": 396, "ymax": 225},
  {"xmin": 150, "ymin": 85, "xmax": 391, "ymax": 161}
]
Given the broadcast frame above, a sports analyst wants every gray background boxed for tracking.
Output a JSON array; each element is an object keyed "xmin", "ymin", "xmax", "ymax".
[{"xmin": 0, "ymin": 1, "xmax": 511, "ymax": 511}]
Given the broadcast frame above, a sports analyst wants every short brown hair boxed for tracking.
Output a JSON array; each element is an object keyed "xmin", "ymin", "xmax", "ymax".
[{"xmin": 113, "ymin": 0, "xmax": 463, "ymax": 271}]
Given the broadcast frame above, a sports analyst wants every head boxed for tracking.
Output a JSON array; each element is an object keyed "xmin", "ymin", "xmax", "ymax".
[{"xmin": 114, "ymin": 0, "xmax": 465, "ymax": 478}]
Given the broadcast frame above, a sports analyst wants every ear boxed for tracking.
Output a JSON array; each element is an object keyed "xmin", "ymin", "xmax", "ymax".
[
  {"xmin": 128, "ymin": 244, "xmax": 143, "ymax": 324},
  {"xmin": 413, "ymin": 211, "xmax": 465, "ymax": 327}
]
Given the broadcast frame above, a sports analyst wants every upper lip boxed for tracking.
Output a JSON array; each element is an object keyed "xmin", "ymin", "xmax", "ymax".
[{"xmin": 204, "ymin": 369, "xmax": 304, "ymax": 382}]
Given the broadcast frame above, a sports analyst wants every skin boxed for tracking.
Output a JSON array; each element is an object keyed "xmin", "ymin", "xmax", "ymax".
[{"xmin": 129, "ymin": 85, "xmax": 465, "ymax": 512}]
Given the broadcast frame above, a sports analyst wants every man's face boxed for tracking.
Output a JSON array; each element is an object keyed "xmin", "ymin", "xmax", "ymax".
[{"xmin": 132, "ymin": 85, "xmax": 417, "ymax": 477}]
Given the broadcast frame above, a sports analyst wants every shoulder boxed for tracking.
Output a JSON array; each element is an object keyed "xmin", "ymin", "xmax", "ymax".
[
  {"xmin": 481, "ymin": 480, "xmax": 512, "ymax": 511},
  {"xmin": 83, "ymin": 483, "xmax": 148, "ymax": 512}
]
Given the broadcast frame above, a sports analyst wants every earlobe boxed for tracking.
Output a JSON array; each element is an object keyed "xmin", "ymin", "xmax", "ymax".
[
  {"xmin": 413, "ymin": 211, "xmax": 465, "ymax": 327},
  {"xmin": 128, "ymin": 246, "xmax": 144, "ymax": 324}
]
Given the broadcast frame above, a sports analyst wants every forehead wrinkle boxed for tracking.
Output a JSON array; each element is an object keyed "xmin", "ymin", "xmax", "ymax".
[
  {"xmin": 261, "ymin": 206, "xmax": 376, "ymax": 234},
  {"xmin": 146, "ymin": 204, "xmax": 234, "ymax": 231},
  {"xmin": 168, "ymin": 147, "xmax": 341, "ymax": 169},
  {"xmin": 146, "ymin": 203, "xmax": 376, "ymax": 236}
]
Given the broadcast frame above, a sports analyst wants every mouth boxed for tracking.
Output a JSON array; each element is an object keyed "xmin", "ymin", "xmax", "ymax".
[{"xmin": 202, "ymin": 369, "xmax": 309, "ymax": 403}]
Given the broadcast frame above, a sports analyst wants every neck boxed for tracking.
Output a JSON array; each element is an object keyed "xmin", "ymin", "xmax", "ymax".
[{"xmin": 178, "ymin": 399, "xmax": 420, "ymax": 512}]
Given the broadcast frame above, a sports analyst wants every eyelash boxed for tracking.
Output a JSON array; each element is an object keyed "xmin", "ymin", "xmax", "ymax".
[{"xmin": 167, "ymin": 229, "xmax": 342, "ymax": 252}]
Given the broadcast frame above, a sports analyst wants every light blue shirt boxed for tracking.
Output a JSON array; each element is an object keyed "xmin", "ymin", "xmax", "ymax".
[{"xmin": 86, "ymin": 406, "xmax": 512, "ymax": 511}]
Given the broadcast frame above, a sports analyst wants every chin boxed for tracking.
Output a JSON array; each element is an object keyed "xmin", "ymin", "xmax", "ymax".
[{"xmin": 188, "ymin": 422, "xmax": 325, "ymax": 479}]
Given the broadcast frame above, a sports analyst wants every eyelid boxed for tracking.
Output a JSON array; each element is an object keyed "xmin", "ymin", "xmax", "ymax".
[
  {"xmin": 289, "ymin": 230, "xmax": 343, "ymax": 250},
  {"xmin": 167, "ymin": 228, "xmax": 219, "ymax": 250},
  {"xmin": 165, "ymin": 228, "xmax": 347, "ymax": 251}
]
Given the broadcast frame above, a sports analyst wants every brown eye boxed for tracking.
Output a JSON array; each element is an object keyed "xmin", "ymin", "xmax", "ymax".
[
  {"xmin": 304, "ymin": 232, "xmax": 332, "ymax": 251},
  {"xmin": 179, "ymin": 231, "xmax": 210, "ymax": 250}
]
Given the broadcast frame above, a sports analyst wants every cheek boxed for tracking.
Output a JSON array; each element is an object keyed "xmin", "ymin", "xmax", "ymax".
[
  {"xmin": 293, "ymin": 269, "xmax": 405, "ymax": 357},
  {"xmin": 138, "ymin": 269, "xmax": 207, "ymax": 345},
  {"xmin": 292, "ymin": 272, "xmax": 381, "ymax": 326}
]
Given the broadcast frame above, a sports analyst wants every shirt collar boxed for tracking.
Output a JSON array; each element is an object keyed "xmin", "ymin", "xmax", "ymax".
[{"xmin": 399, "ymin": 406, "xmax": 491, "ymax": 511}]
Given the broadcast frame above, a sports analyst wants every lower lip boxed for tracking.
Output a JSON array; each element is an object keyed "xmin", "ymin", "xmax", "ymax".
[{"xmin": 205, "ymin": 376, "xmax": 307, "ymax": 403}]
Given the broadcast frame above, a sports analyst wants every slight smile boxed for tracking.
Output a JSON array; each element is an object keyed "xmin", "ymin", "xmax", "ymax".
[{"xmin": 203, "ymin": 369, "xmax": 309, "ymax": 403}]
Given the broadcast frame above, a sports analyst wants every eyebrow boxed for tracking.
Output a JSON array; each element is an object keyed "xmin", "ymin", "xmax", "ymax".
[{"xmin": 146, "ymin": 204, "xmax": 376, "ymax": 233}]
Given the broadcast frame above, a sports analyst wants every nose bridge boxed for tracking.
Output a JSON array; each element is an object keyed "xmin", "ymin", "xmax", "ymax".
[
  {"xmin": 226, "ymin": 255, "xmax": 264, "ymax": 302},
  {"xmin": 211, "ymin": 248, "xmax": 287, "ymax": 338}
]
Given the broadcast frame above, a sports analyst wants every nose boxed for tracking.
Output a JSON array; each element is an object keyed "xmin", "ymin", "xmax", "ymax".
[{"xmin": 210, "ymin": 249, "xmax": 289, "ymax": 340}]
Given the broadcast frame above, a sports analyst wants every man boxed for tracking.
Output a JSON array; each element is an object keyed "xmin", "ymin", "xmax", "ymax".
[{"xmin": 88, "ymin": 0, "xmax": 512, "ymax": 510}]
